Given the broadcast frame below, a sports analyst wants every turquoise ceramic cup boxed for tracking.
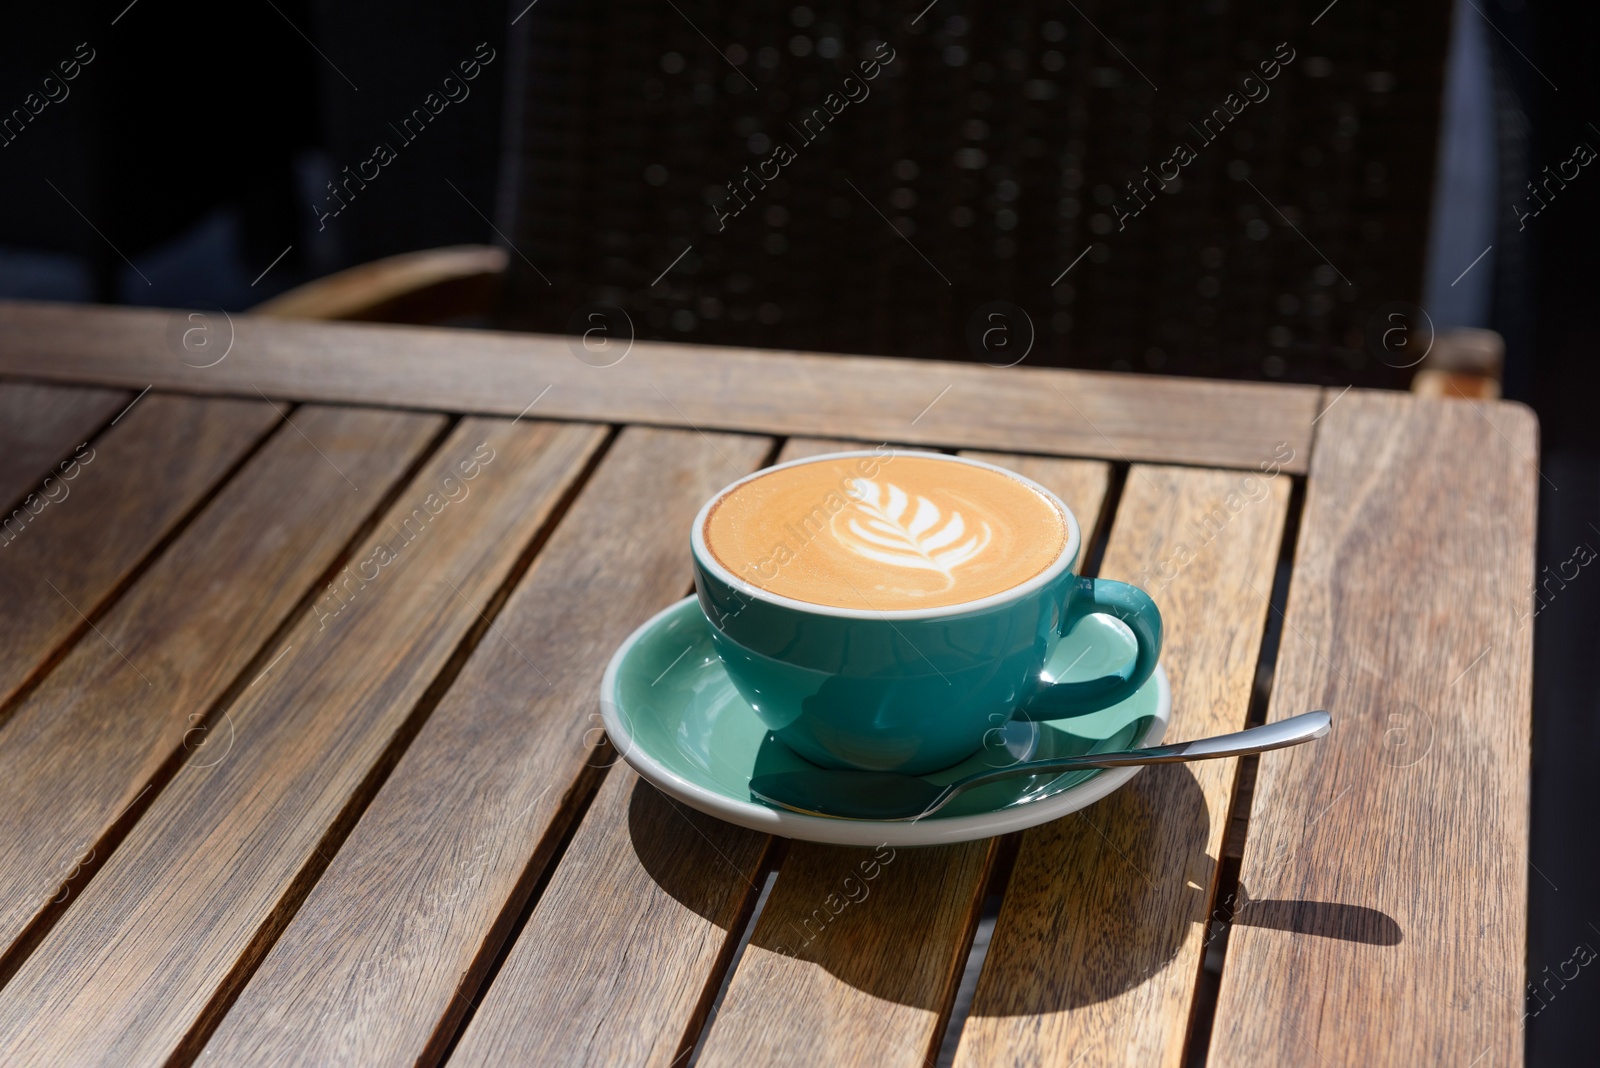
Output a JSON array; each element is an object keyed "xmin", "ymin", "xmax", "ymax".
[{"xmin": 690, "ymin": 451, "xmax": 1163, "ymax": 775}]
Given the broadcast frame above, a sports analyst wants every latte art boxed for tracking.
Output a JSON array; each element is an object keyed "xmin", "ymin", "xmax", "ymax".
[
  {"xmin": 703, "ymin": 453, "xmax": 1068, "ymax": 610},
  {"xmin": 833, "ymin": 478, "xmax": 992, "ymax": 588}
]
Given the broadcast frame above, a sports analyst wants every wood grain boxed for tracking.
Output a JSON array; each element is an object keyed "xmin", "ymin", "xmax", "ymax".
[
  {"xmin": 449, "ymin": 769, "xmax": 774, "ymax": 1068},
  {"xmin": 0, "ymin": 406, "xmax": 443, "ymax": 968},
  {"xmin": 700, "ymin": 840, "xmax": 994, "ymax": 1068},
  {"xmin": 0, "ymin": 393, "xmax": 279, "ymax": 710},
  {"xmin": 1207, "ymin": 393, "xmax": 1537, "ymax": 1067},
  {"xmin": 437, "ymin": 429, "xmax": 772, "ymax": 1068},
  {"xmin": 0, "ymin": 418, "xmax": 607, "ymax": 1068},
  {"xmin": 954, "ymin": 462, "xmax": 1290, "ymax": 1068},
  {"xmin": 694, "ymin": 445, "xmax": 1115, "ymax": 1068},
  {"xmin": 0, "ymin": 381, "xmax": 127, "ymax": 508},
  {"xmin": 202, "ymin": 426, "xmax": 772, "ymax": 1067},
  {"xmin": 0, "ymin": 300, "xmax": 1318, "ymax": 472}
]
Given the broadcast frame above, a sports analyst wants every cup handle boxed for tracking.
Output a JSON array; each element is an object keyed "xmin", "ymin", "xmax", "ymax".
[{"xmin": 1015, "ymin": 576, "xmax": 1163, "ymax": 720}]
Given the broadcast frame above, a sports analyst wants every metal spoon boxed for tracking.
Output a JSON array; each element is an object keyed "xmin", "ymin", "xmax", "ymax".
[{"xmin": 750, "ymin": 710, "xmax": 1331, "ymax": 821}]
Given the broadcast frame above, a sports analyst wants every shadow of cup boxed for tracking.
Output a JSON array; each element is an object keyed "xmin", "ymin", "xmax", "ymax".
[{"xmin": 626, "ymin": 776, "xmax": 769, "ymax": 925}]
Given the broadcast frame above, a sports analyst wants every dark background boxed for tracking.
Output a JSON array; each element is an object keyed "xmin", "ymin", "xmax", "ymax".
[
  {"xmin": 0, "ymin": 0, "xmax": 506, "ymax": 307},
  {"xmin": 0, "ymin": 1, "xmax": 1595, "ymax": 1062}
]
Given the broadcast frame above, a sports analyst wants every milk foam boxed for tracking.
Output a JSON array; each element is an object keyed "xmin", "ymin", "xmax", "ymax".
[{"xmin": 703, "ymin": 454, "xmax": 1067, "ymax": 611}]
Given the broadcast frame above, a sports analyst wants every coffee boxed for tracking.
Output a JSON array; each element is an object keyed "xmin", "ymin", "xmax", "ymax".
[{"xmin": 703, "ymin": 453, "xmax": 1067, "ymax": 611}]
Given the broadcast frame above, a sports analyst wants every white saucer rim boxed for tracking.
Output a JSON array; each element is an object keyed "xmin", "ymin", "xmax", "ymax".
[{"xmin": 599, "ymin": 596, "xmax": 1172, "ymax": 847}]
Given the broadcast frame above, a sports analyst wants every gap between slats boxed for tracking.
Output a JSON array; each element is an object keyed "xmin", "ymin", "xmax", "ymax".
[
  {"xmin": 0, "ymin": 412, "xmax": 626, "ymax": 1061},
  {"xmin": 167, "ymin": 423, "xmax": 624, "ymax": 1066},
  {"xmin": 247, "ymin": 429, "xmax": 786, "ymax": 1067},
  {"xmin": 450, "ymin": 439, "xmax": 1307, "ymax": 1068},
  {"xmin": 450, "ymin": 431, "xmax": 795, "ymax": 1066},
  {"xmin": 1179, "ymin": 474, "xmax": 1307, "ymax": 1068},
  {"xmin": 677, "ymin": 842, "xmax": 792, "ymax": 1068},
  {"xmin": 428, "ymin": 747, "xmax": 617, "ymax": 1066},
  {"xmin": 0, "ymin": 391, "xmax": 1332, "ymax": 1062},
  {"xmin": 929, "ymin": 462, "xmax": 1132, "ymax": 1066},
  {"xmin": 0, "ymin": 409, "xmax": 456, "ymax": 994},
  {"xmin": 661, "ymin": 460, "xmax": 1132, "ymax": 1067},
  {"xmin": 438, "ymin": 437, "xmax": 798, "ymax": 1066},
  {"xmin": 0, "ymin": 381, "xmax": 132, "ymax": 521},
  {"xmin": 663, "ymin": 433, "xmax": 792, "ymax": 1068},
  {"xmin": 664, "ymin": 452, "xmax": 1305, "ymax": 1066},
  {"xmin": 0, "ymin": 395, "xmax": 287, "ymax": 736}
]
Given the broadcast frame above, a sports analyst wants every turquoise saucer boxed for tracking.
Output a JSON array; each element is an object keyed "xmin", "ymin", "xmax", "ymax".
[{"xmin": 600, "ymin": 597, "xmax": 1170, "ymax": 846}]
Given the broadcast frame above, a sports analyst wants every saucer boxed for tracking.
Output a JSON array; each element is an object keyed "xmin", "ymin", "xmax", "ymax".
[{"xmin": 599, "ymin": 597, "xmax": 1170, "ymax": 847}]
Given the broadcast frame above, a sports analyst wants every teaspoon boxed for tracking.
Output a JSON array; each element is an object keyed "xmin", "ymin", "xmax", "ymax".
[{"xmin": 750, "ymin": 710, "xmax": 1331, "ymax": 821}]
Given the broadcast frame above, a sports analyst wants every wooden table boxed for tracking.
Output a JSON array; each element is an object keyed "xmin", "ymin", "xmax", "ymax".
[{"xmin": 0, "ymin": 300, "xmax": 1537, "ymax": 1067}]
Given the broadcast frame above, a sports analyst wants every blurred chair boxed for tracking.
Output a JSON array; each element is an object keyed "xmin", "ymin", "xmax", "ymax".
[
  {"xmin": 264, "ymin": 0, "xmax": 1475, "ymax": 391},
  {"xmin": 0, "ymin": 2, "xmax": 317, "ymax": 302},
  {"xmin": 252, "ymin": 246, "xmax": 507, "ymax": 324}
]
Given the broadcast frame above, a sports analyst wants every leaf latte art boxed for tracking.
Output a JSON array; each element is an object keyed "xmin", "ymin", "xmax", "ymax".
[
  {"xmin": 703, "ymin": 453, "xmax": 1068, "ymax": 611},
  {"xmin": 833, "ymin": 479, "xmax": 991, "ymax": 588}
]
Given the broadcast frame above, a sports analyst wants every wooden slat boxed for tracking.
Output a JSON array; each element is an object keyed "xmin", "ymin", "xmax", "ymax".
[
  {"xmin": 202, "ymin": 426, "xmax": 772, "ymax": 1067},
  {"xmin": 960, "ymin": 451, "xmax": 1115, "ymax": 538},
  {"xmin": 0, "ymin": 381, "xmax": 127, "ymax": 507},
  {"xmin": 0, "ymin": 418, "xmax": 607, "ymax": 1067},
  {"xmin": 695, "ymin": 447, "xmax": 1114, "ymax": 1068},
  {"xmin": 701, "ymin": 840, "xmax": 995, "ymax": 1068},
  {"xmin": 776, "ymin": 437, "xmax": 878, "ymax": 459},
  {"xmin": 0, "ymin": 394, "xmax": 279, "ymax": 710},
  {"xmin": 0, "ymin": 300, "xmax": 1318, "ymax": 472},
  {"xmin": 1208, "ymin": 394, "xmax": 1536, "ymax": 1067},
  {"xmin": 954, "ymin": 462, "xmax": 1290, "ymax": 1068},
  {"xmin": 0, "ymin": 406, "xmax": 444, "ymax": 967},
  {"xmin": 436, "ymin": 429, "xmax": 773, "ymax": 1068},
  {"xmin": 451, "ymin": 768, "xmax": 773, "ymax": 1068}
]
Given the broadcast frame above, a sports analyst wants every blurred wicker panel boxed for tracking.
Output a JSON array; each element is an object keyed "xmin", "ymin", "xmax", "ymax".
[{"xmin": 500, "ymin": 0, "xmax": 1450, "ymax": 387}]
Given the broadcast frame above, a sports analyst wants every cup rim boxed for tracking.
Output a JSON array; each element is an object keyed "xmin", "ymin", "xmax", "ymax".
[{"xmin": 691, "ymin": 449, "xmax": 1082, "ymax": 620}]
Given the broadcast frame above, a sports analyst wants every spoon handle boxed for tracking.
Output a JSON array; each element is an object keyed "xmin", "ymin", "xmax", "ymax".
[
  {"xmin": 956, "ymin": 710, "xmax": 1330, "ymax": 793},
  {"xmin": 1093, "ymin": 709, "xmax": 1330, "ymax": 764}
]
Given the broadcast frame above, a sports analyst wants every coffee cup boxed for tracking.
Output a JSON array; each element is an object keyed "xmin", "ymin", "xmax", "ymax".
[{"xmin": 690, "ymin": 450, "xmax": 1163, "ymax": 775}]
